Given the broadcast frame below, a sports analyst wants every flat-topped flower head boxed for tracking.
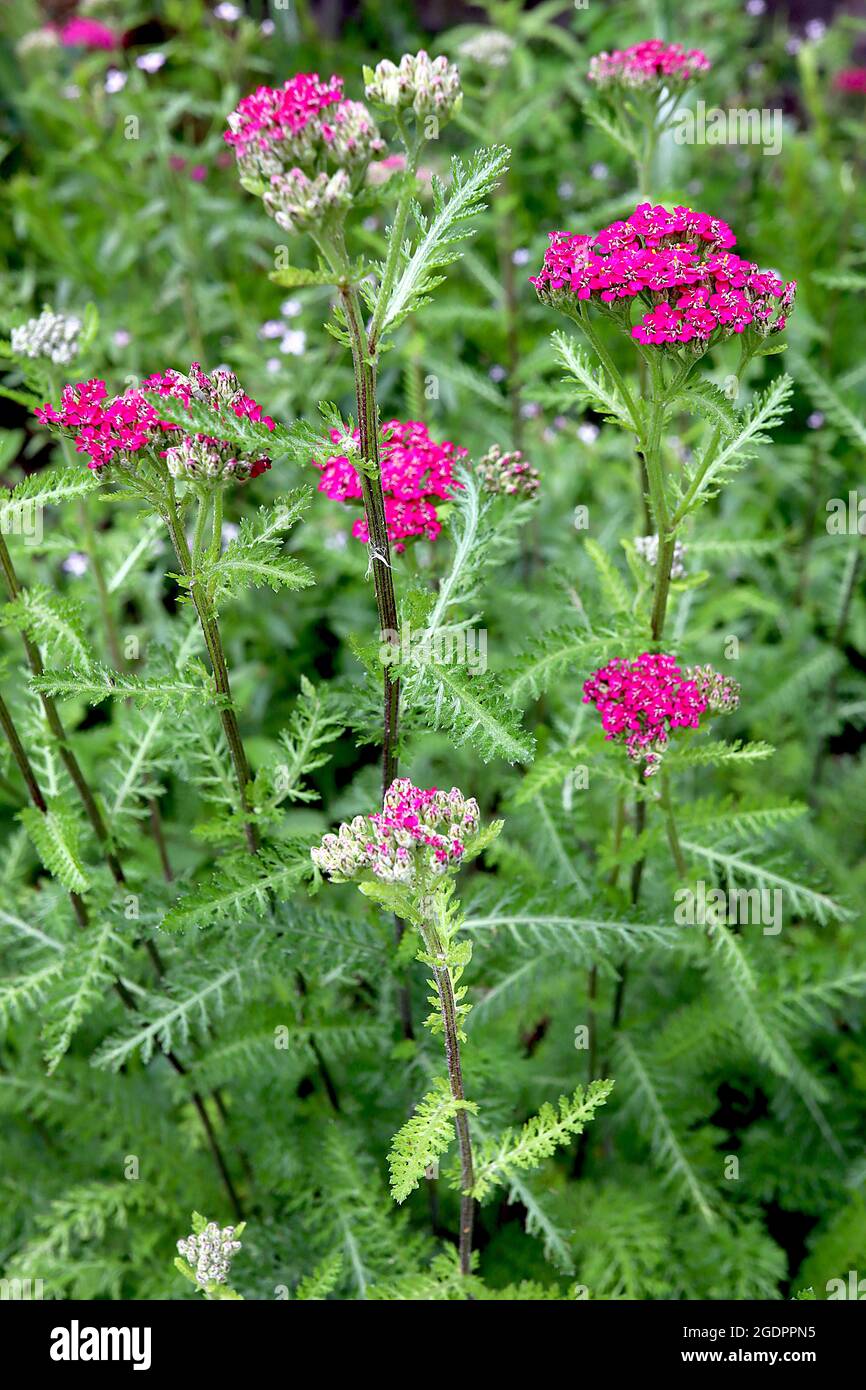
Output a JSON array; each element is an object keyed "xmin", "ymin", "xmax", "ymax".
[
  {"xmin": 11, "ymin": 308, "xmax": 82, "ymax": 366},
  {"xmin": 834, "ymin": 68, "xmax": 866, "ymax": 94},
  {"xmin": 311, "ymin": 778, "xmax": 482, "ymax": 886},
  {"xmin": 364, "ymin": 50, "xmax": 462, "ymax": 125},
  {"xmin": 589, "ymin": 40, "xmax": 710, "ymax": 90},
  {"xmin": 583, "ymin": 652, "xmax": 739, "ymax": 776},
  {"xmin": 313, "ymin": 419, "xmax": 466, "ymax": 551},
  {"xmin": 476, "ymin": 445, "xmax": 539, "ymax": 499},
  {"xmin": 224, "ymin": 72, "xmax": 383, "ymax": 191},
  {"xmin": 532, "ymin": 203, "xmax": 795, "ymax": 350},
  {"xmin": 36, "ymin": 365, "xmax": 274, "ymax": 483},
  {"xmin": 177, "ymin": 1221, "xmax": 242, "ymax": 1287}
]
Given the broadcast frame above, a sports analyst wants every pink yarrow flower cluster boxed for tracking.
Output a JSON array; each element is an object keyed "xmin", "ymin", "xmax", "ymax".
[
  {"xmin": 583, "ymin": 652, "xmax": 740, "ymax": 776},
  {"xmin": 589, "ymin": 40, "xmax": 710, "ymax": 90},
  {"xmin": 311, "ymin": 778, "xmax": 481, "ymax": 886},
  {"xmin": 224, "ymin": 72, "xmax": 384, "ymax": 199},
  {"xmin": 54, "ymin": 17, "xmax": 120, "ymax": 51},
  {"xmin": 36, "ymin": 365, "xmax": 274, "ymax": 482},
  {"xmin": 314, "ymin": 419, "xmax": 466, "ymax": 551},
  {"xmin": 531, "ymin": 203, "xmax": 795, "ymax": 348}
]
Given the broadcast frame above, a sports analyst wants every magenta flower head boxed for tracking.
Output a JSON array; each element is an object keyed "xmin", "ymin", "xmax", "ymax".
[
  {"xmin": 531, "ymin": 203, "xmax": 796, "ymax": 351},
  {"xmin": 35, "ymin": 365, "xmax": 274, "ymax": 485},
  {"xmin": 313, "ymin": 419, "xmax": 466, "ymax": 551},
  {"xmin": 588, "ymin": 40, "xmax": 710, "ymax": 91},
  {"xmin": 55, "ymin": 17, "xmax": 120, "ymax": 52},
  {"xmin": 311, "ymin": 779, "xmax": 486, "ymax": 887},
  {"xmin": 583, "ymin": 652, "xmax": 740, "ymax": 777},
  {"xmin": 834, "ymin": 68, "xmax": 866, "ymax": 95},
  {"xmin": 224, "ymin": 72, "xmax": 384, "ymax": 222}
]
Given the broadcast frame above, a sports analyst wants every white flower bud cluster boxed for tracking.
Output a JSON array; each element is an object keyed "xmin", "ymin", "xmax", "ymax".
[
  {"xmin": 177, "ymin": 1222, "xmax": 242, "ymax": 1286},
  {"xmin": 11, "ymin": 308, "xmax": 82, "ymax": 366},
  {"xmin": 365, "ymin": 50, "xmax": 462, "ymax": 124},
  {"xmin": 311, "ymin": 779, "xmax": 481, "ymax": 886},
  {"xmin": 458, "ymin": 30, "xmax": 515, "ymax": 69},
  {"xmin": 263, "ymin": 168, "xmax": 352, "ymax": 234},
  {"xmin": 163, "ymin": 432, "xmax": 269, "ymax": 483},
  {"xmin": 635, "ymin": 533, "xmax": 687, "ymax": 579},
  {"xmin": 476, "ymin": 445, "xmax": 539, "ymax": 498}
]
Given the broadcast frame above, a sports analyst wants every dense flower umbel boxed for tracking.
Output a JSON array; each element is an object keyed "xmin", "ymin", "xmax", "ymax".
[
  {"xmin": 177, "ymin": 1223, "xmax": 242, "ymax": 1286},
  {"xmin": 311, "ymin": 779, "xmax": 481, "ymax": 885},
  {"xmin": 314, "ymin": 419, "xmax": 466, "ymax": 550},
  {"xmin": 476, "ymin": 445, "xmax": 539, "ymax": 498},
  {"xmin": 364, "ymin": 51, "xmax": 462, "ymax": 123},
  {"xmin": 35, "ymin": 365, "xmax": 273, "ymax": 480},
  {"xmin": 531, "ymin": 203, "xmax": 795, "ymax": 348},
  {"xmin": 224, "ymin": 73, "xmax": 383, "ymax": 191},
  {"xmin": 11, "ymin": 308, "xmax": 82, "ymax": 366},
  {"xmin": 588, "ymin": 40, "xmax": 710, "ymax": 90},
  {"xmin": 583, "ymin": 652, "xmax": 740, "ymax": 776}
]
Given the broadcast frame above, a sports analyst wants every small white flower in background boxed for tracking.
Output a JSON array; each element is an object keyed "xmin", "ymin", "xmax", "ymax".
[
  {"xmin": 553, "ymin": 415, "xmax": 569, "ymax": 431},
  {"xmin": 62, "ymin": 552, "xmax": 90, "ymax": 577},
  {"xmin": 280, "ymin": 329, "xmax": 306, "ymax": 356},
  {"xmin": 807, "ymin": 411, "xmax": 824, "ymax": 430},
  {"xmin": 488, "ymin": 364, "xmax": 506, "ymax": 383},
  {"xmin": 511, "ymin": 248, "xmax": 530, "ymax": 266},
  {"xmin": 578, "ymin": 422, "xmax": 599, "ymax": 445},
  {"xmin": 62, "ymin": 84, "xmax": 81, "ymax": 100},
  {"xmin": 590, "ymin": 162, "xmax": 609, "ymax": 180},
  {"xmin": 457, "ymin": 29, "xmax": 515, "ymax": 69},
  {"xmin": 113, "ymin": 328, "xmax": 131, "ymax": 349},
  {"xmin": 214, "ymin": 2, "xmax": 242, "ymax": 19},
  {"xmin": 11, "ymin": 308, "xmax": 82, "ymax": 365},
  {"xmin": 324, "ymin": 530, "xmax": 348, "ymax": 551},
  {"xmin": 557, "ymin": 180, "xmax": 575, "ymax": 199},
  {"xmin": 260, "ymin": 19, "xmax": 275, "ymax": 36},
  {"xmin": 221, "ymin": 522, "xmax": 240, "ymax": 545},
  {"xmin": 520, "ymin": 401, "xmax": 541, "ymax": 419},
  {"xmin": 804, "ymin": 20, "xmax": 825, "ymax": 41},
  {"xmin": 280, "ymin": 298, "xmax": 302, "ymax": 319},
  {"xmin": 177, "ymin": 1221, "xmax": 242, "ymax": 1287},
  {"xmin": 362, "ymin": 215, "xmax": 379, "ymax": 232},
  {"xmin": 136, "ymin": 52, "xmax": 166, "ymax": 73},
  {"xmin": 635, "ymin": 533, "xmax": 687, "ymax": 580},
  {"xmin": 104, "ymin": 68, "xmax": 127, "ymax": 94},
  {"xmin": 259, "ymin": 320, "xmax": 285, "ymax": 340},
  {"xmin": 785, "ymin": 37, "xmax": 802, "ymax": 55},
  {"xmin": 266, "ymin": 357, "xmax": 282, "ymax": 375},
  {"xmin": 745, "ymin": 0, "xmax": 766, "ymax": 14}
]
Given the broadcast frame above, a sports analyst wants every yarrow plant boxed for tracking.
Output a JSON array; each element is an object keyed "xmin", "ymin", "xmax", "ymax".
[
  {"xmin": 312, "ymin": 780, "xmax": 611, "ymax": 1273},
  {"xmin": 584, "ymin": 39, "xmax": 712, "ymax": 193},
  {"xmin": 34, "ymin": 364, "xmax": 311, "ymax": 854},
  {"xmin": 226, "ymin": 54, "xmax": 507, "ymax": 798},
  {"xmin": 314, "ymin": 418, "xmax": 465, "ymax": 549},
  {"xmin": 583, "ymin": 652, "xmax": 740, "ymax": 777},
  {"xmin": 534, "ymin": 200, "xmax": 796, "ymax": 640}
]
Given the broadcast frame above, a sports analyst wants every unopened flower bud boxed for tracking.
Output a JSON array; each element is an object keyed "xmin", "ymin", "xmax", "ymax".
[{"xmin": 365, "ymin": 50, "xmax": 462, "ymax": 125}]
